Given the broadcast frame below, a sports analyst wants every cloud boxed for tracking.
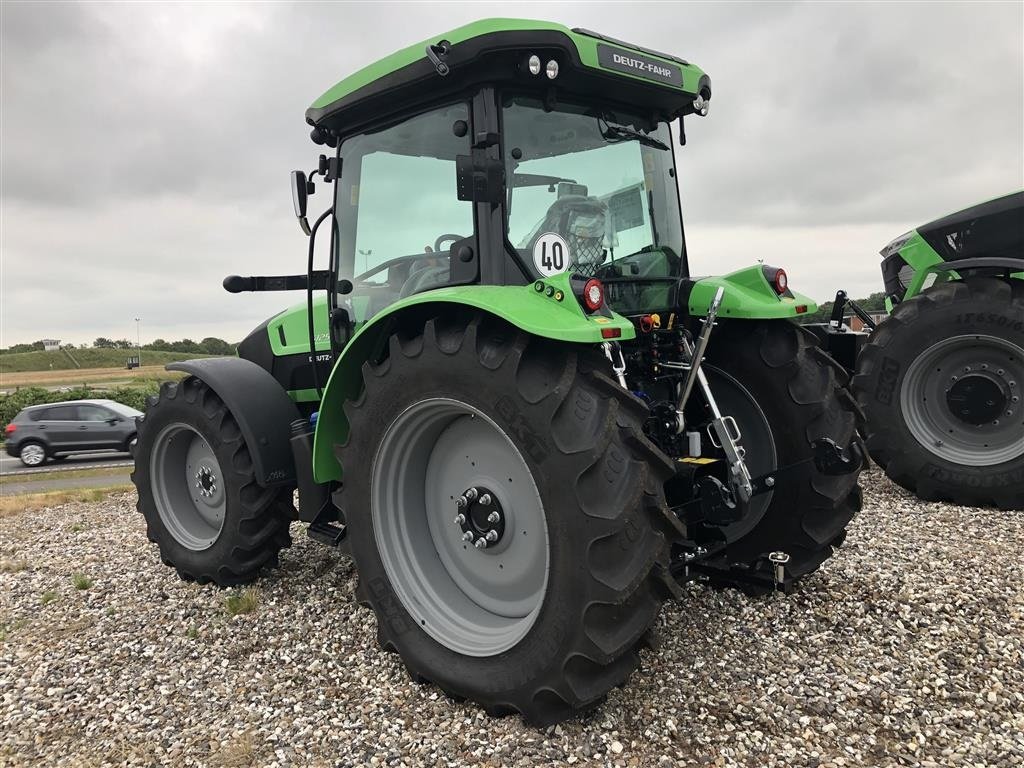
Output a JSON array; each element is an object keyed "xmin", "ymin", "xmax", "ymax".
[{"xmin": 2, "ymin": 1, "xmax": 1021, "ymax": 346}]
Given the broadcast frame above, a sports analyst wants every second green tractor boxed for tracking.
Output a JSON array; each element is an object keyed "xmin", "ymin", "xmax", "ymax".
[{"xmin": 132, "ymin": 19, "xmax": 864, "ymax": 725}]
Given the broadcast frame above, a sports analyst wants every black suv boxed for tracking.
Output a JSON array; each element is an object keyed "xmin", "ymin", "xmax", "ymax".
[{"xmin": 4, "ymin": 399, "xmax": 142, "ymax": 467}]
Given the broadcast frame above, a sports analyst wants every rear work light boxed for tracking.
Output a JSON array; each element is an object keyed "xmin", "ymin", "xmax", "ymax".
[
  {"xmin": 762, "ymin": 265, "xmax": 789, "ymax": 296},
  {"xmin": 582, "ymin": 278, "xmax": 605, "ymax": 312}
]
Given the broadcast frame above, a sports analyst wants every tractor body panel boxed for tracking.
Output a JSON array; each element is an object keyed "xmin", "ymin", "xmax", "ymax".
[
  {"xmin": 880, "ymin": 190, "xmax": 1024, "ymax": 307},
  {"xmin": 688, "ymin": 266, "xmax": 817, "ymax": 319}
]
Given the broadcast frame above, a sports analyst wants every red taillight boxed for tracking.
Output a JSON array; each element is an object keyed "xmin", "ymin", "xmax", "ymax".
[
  {"xmin": 582, "ymin": 278, "xmax": 604, "ymax": 312},
  {"xmin": 773, "ymin": 268, "xmax": 788, "ymax": 294},
  {"xmin": 600, "ymin": 327, "xmax": 621, "ymax": 339},
  {"xmin": 4, "ymin": 424, "xmax": 16, "ymax": 435},
  {"xmin": 795, "ymin": 305, "xmax": 808, "ymax": 314}
]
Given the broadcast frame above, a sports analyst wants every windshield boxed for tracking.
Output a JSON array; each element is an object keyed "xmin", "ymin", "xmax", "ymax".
[{"xmin": 502, "ymin": 96, "xmax": 684, "ymax": 311}]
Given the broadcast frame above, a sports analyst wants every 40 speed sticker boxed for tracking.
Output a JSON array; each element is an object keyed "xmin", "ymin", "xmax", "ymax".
[{"xmin": 533, "ymin": 232, "xmax": 571, "ymax": 277}]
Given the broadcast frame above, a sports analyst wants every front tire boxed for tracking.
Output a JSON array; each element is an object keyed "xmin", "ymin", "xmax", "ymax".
[
  {"xmin": 853, "ymin": 278, "xmax": 1024, "ymax": 509},
  {"xmin": 335, "ymin": 312, "xmax": 683, "ymax": 725},
  {"xmin": 132, "ymin": 377, "xmax": 293, "ymax": 586}
]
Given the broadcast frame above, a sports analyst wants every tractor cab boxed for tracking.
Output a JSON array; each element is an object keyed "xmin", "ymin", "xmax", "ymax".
[{"xmin": 296, "ymin": 20, "xmax": 711, "ymax": 328}]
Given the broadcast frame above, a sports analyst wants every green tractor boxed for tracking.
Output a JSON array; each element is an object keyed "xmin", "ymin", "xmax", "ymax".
[
  {"xmin": 819, "ymin": 192, "xmax": 1023, "ymax": 509},
  {"xmin": 132, "ymin": 19, "xmax": 863, "ymax": 725}
]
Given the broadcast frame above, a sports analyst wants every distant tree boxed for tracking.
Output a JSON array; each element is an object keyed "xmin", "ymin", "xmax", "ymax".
[
  {"xmin": 800, "ymin": 291, "xmax": 888, "ymax": 325},
  {"xmin": 199, "ymin": 337, "xmax": 233, "ymax": 355},
  {"xmin": 93, "ymin": 337, "xmax": 116, "ymax": 348},
  {"xmin": 169, "ymin": 338, "xmax": 201, "ymax": 353},
  {"xmin": 113, "ymin": 338, "xmax": 135, "ymax": 349},
  {"xmin": 147, "ymin": 338, "xmax": 170, "ymax": 351}
]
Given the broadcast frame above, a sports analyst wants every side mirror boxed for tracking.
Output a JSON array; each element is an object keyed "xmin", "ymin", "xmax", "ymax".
[{"xmin": 291, "ymin": 170, "xmax": 311, "ymax": 236}]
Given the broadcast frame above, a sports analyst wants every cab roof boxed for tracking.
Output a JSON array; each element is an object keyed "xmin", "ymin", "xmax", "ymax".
[{"xmin": 307, "ymin": 19, "xmax": 709, "ymax": 138}]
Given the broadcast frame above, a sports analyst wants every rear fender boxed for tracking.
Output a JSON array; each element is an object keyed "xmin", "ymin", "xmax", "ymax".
[
  {"xmin": 687, "ymin": 265, "xmax": 817, "ymax": 319},
  {"xmin": 311, "ymin": 276, "xmax": 635, "ymax": 483}
]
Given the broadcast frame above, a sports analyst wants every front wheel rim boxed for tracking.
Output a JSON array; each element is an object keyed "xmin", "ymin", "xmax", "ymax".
[
  {"xmin": 371, "ymin": 398, "xmax": 549, "ymax": 657},
  {"xmin": 149, "ymin": 423, "xmax": 226, "ymax": 551},
  {"xmin": 901, "ymin": 334, "xmax": 1024, "ymax": 466}
]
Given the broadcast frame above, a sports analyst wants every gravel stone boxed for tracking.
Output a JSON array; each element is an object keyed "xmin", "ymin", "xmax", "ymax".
[{"xmin": 1, "ymin": 469, "xmax": 1022, "ymax": 766}]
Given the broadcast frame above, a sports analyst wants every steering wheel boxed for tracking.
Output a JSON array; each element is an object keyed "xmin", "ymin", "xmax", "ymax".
[{"xmin": 433, "ymin": 234, "xmax": 465, "ymax": 253}]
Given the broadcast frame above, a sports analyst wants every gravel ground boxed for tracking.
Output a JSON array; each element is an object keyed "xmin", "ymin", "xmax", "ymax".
[{"xmin": 1, "ymin": 469, "xmax": 1021, "ymax": 767}]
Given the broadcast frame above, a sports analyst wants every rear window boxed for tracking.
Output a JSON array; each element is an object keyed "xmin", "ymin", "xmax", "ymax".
[{"xmin": 39, "ymin": 405, "xmax": 76, "ymax": 421}]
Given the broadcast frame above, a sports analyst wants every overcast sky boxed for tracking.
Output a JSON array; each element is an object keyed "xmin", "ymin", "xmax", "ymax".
[{"xmin": 2, "ymin": 1, "xmax": 1022, "ymax": 347}]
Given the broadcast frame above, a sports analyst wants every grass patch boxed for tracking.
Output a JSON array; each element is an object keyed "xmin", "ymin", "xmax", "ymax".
[
  {"xmin": 186, "ymin": 625, "xmax": 199, "ymax": 639},
  {"xmin": 71, "ymin": 573, "xmax": 93, "ymax": 590},
  {"xmin": 0, "ymin": 618, "xmax": 29, "ymax": 642},
  {"xmin": 0, "ymin": 485, "xmax": 133, "ymax": 517},
  {"xmin": 40, "ymin": 590, "xmax": 59, "ymax": 605},
  {"xmin": 10, "ymin": 468, "xmax": 132, "ymax": 484},
  {"xmin": 224, "ymin": 587, "xmax": 260, "ymax": 616},
  {"xmin": 0, "ymin": 557, "xmax": 28, "ymax": 572},
  {"xmin": 213, "ymin": 731, "xmax": 257, "ymax": 768}
]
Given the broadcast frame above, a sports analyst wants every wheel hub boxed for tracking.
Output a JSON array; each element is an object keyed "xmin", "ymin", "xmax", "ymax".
[
  {"xmin": 454, "ymin": 486, "xmax": 505, "ymax": 549},
  {"xmin": 195, "ymin": 465, "xmax": 218, "ymax": 498},
  {"xmin": 945, "ymin": 373, "xmax": 1008, "ymax": 426}
]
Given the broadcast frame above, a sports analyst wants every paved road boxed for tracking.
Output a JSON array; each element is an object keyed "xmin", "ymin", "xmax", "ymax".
[{"xmin": 0, "ymin": 451, "xmax": 134, "ymax": 477}]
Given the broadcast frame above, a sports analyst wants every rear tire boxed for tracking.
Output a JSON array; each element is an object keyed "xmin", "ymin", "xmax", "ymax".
[
  {"xmin": 18, "ymin": 440, "xmax": 47, "ymax": 468},
  {"xmin": 132, "ymin": 377, "xmax": 293, "ymax": 586},
  {"xmin": 696, "ymin": 320, "xmax": 864, "ymax": 589},
  {"xmin": 335, "ymin": 312, "xmax": 683, "ymax": 725},
  {"xmin": 853, "ymin": 278, "xmax": 1024, "ymax": 509}
]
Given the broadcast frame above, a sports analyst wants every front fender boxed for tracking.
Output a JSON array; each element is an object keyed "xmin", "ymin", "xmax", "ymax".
[
  {"xmin": 166, "ymin": 357, "xmax": 301, "ymax": 487},
  {"xmin": 311, "ymin": 274, "xmax": 635, "ymax": 483},
  {"xmin": 688, "ymin": 265, "xmax": 817, "ymax": 319}
]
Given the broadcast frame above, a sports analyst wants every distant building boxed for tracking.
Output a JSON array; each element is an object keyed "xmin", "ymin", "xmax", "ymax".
[
  {"xmin": 41, "ymin": 339, "xmax": 61, "ymax": 351},
  {"xmin": 847, "ymin": 313, "xmax": 889, "ymax": 332}
]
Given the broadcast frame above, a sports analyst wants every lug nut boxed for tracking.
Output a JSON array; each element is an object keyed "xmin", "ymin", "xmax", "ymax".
[
  {"xmin": 462, "ymin": 531, "xmax": 474, "ymax": 542},
  {"xmin": 454, "ymin": 513, "xmax": 466, "ymax": 526},
  {"xmin": 465, "ymin": 487, "xmax": 479, "ymax": 501},
  {"xmin": 479, "ymin": 493, "xmax": 492, "ymax": 506},
  {"xmin": 765, "ymin": 476, "xmax": 775, "ymax": 488},
  {"xmin": 474, "ymin": 538, "xmax": 488, "ymax": 549},
  {"xmin": 456, "ymin": 496, "xmax": 467, "ymax": 509},
  {"xmin": 487, "ymin": 511, "xmax": 500, "ymax": 524},
  {"xmin": 486, "ymin": 530, "xmax": 498, "ymax": 542}
]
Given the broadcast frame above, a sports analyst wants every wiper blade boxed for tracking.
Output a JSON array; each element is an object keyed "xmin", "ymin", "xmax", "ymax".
[{"xmin": 600, "ymin": 123, "xmax": 669, "ymax": 151}]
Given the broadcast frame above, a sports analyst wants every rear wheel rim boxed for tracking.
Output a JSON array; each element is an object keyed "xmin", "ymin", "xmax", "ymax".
[
  {"xmin": 699, "ymin": 367, "xmax": 777, "ymax": 542},
  {"xmin": 371, "ymin": 397, "xmax": 549, "ymax": 657},
  {"xmin": 901, "ymin": 334, "xmax": 1024, "ymax": 466},
  {"xmin": 21, "ymin": 444, "xmax": 45, "ymax": 466},
  {"xmin": 149, "ymin": 423, "xmax": 226, "ymax": 551}
]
